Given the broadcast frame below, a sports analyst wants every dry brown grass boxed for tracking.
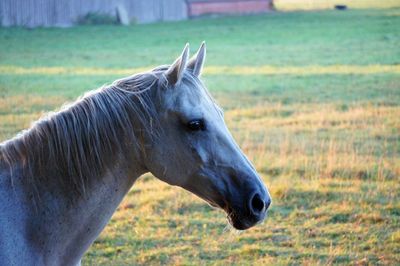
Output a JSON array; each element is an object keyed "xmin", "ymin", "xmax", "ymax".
[{"xmin": 227, "ymin": 103, "xmax": 399, "ymax": 182}]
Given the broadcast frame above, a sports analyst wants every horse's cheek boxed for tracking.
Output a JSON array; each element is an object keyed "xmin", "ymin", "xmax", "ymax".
[{"xmin": 189, "ymin": 143, "xmax": 210, "ymax": 167}]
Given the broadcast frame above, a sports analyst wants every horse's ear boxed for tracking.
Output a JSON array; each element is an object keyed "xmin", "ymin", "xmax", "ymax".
[
  {"xmin": 187, "ymin": 41, "xmax": 206, "ymax": 77},
  {"xmin": 165, "ymin": 43, "xmax": 190, "ymax": 86}
]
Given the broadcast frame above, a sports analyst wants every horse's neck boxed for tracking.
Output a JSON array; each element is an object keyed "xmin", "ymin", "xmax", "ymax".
[
  {"xmin": 1, "ymin": 86, "xmax": 152, "ymax": 263},
  {"xmin": 51, "ymin": 159, "xmax": 145, "ymax": 264},
  {"xmin": 1, "ymin": 146, "xmax": 146, "ymax": 264}
]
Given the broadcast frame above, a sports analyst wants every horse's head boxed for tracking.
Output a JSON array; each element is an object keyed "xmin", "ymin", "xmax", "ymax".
[{"xmin": 144, "ymin": 43, "xmax": 271, "ymax": 230}]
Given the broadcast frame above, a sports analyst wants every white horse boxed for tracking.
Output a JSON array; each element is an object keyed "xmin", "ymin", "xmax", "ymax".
[{"xmin": 0, "ymin": 43, "xmax": 271, "ymax": 265}]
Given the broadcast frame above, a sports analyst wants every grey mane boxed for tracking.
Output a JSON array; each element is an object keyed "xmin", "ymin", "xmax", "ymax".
[
  {"xmin": 0, "ymin": 65, "xmax": 209, "ymax": 198},
  {"xmin": 0, "ymin": 69, "xmax": 165, "ymax": 196}
]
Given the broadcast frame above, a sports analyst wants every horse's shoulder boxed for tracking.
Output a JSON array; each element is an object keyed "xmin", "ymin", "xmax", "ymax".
[
  {"xmin": 0, "ymin": 159, "xmax": 28, "ymax": 216},
  {"xmin": 0, "ymin": 159, "xmax": 38, "ymax": 263}
]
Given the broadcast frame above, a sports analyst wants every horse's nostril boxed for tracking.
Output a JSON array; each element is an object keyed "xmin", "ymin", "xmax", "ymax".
[{"xmin": 251, "ymin": 193, "xmax": 265, "ymax": 214}]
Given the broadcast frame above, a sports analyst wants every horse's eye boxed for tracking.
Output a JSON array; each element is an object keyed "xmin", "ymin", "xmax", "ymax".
[{"xmin": 187, "ymin": 119, "xmax": 205, "ymax": 131}]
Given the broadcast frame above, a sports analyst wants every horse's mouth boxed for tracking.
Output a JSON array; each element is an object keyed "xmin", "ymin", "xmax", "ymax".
[
  {"xmin": 203, "ymin": 198, "xmax": 252, "ymax": 229},
  {"xmin": 225, "ymin": 205, "xmax": 266, "ymax": 230},
  {"xmin": 202, "ymin": 197, "xmax": 265, "ymax": 230},
  {"xmin": 201, "ymin": 197, "xmax": 266, "ymax": 230}
]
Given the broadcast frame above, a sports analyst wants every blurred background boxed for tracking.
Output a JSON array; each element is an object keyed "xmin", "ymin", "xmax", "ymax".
[
  {"xmin": 0, "ymin": 0, "xmax": 399, "ymax": 265},
  {"xmin": 2, "ymin": 0, "xmax": 400, "ymax": 27}
]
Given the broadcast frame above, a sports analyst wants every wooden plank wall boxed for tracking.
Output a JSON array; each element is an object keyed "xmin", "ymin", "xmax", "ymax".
[
  {"xmin": 0, "ymin": 0, "xmax": 188, "ymax": 27},
  {"xmin": 188, "ymin": 0, "xmax": 273, "ymax": 17}
]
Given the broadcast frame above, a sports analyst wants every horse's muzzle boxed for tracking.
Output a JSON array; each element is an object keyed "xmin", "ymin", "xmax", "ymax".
[{"xmin": 226, "ymin": 187, "xmax": 271, "ymax": 230}]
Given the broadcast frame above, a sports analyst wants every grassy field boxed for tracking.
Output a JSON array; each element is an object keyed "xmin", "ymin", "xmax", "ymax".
[
  {"xmin": 1, "ymin": 7, "xmax": 400, "ymax": 266},
  {"xmin": 275, "ymin": 0, "xmax": 400, "ymax": 10}
]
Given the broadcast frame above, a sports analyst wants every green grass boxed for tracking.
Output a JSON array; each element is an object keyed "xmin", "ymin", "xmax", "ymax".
[{"xmin": 1, "ymin": 8, "xmax": 399, "ymax": 265}]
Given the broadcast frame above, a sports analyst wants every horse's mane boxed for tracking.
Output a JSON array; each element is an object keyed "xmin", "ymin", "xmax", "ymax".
[{"xmin": 0, "ymin": 68, "xmax": 168, "ymax": 195}]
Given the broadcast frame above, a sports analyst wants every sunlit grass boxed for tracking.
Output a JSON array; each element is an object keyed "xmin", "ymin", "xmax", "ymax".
[
  {"xmin": 1, "ymin": 90, "xmax": 398, "ymax": 265},
  {"xmin": 228, "ymin": 103, "xmax": 400, "ymax": 180},
  {"xmin": 1, "ymin": 64, "xmax": 399, "ymax": 76}
]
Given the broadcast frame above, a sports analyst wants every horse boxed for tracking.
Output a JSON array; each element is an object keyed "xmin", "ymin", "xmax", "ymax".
[{"xmin": 0, "ymin": 43, "xmax": 271, "ymax": 265}]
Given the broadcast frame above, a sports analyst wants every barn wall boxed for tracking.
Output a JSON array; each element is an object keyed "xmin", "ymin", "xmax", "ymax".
[
  {"xmin": 0, "ymin": 0, "xmax": 187, "ymax": 27},
  {"xmin": 188, "ymin": 0, "xmax": 273, "ymax": 17}
]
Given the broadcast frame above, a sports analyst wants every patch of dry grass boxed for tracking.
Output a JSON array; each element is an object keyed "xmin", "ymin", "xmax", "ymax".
[
  {"xmin": 227, "ymin": 103, "xmax": 400, "ymax": 180},
  {"xmin": 0, "ymin": 95, "xmax": 66, "ymax": 140},
  {"xmin": 1, "ymin": 64, "xmax": 399, "ymax": 76},
  {"xmin": 1, "ymin": 92, "xmax": 398, "ymax": 265}
]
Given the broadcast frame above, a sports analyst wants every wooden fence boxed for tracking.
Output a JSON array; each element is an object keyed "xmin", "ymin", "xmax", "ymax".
[
  {"xmin": 188, "ymin": 0, "xmax": 272, "ymax": 17},
  {"xmin": 0, "ymin": 0, "xmax": 188, "ymax": 27}
]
